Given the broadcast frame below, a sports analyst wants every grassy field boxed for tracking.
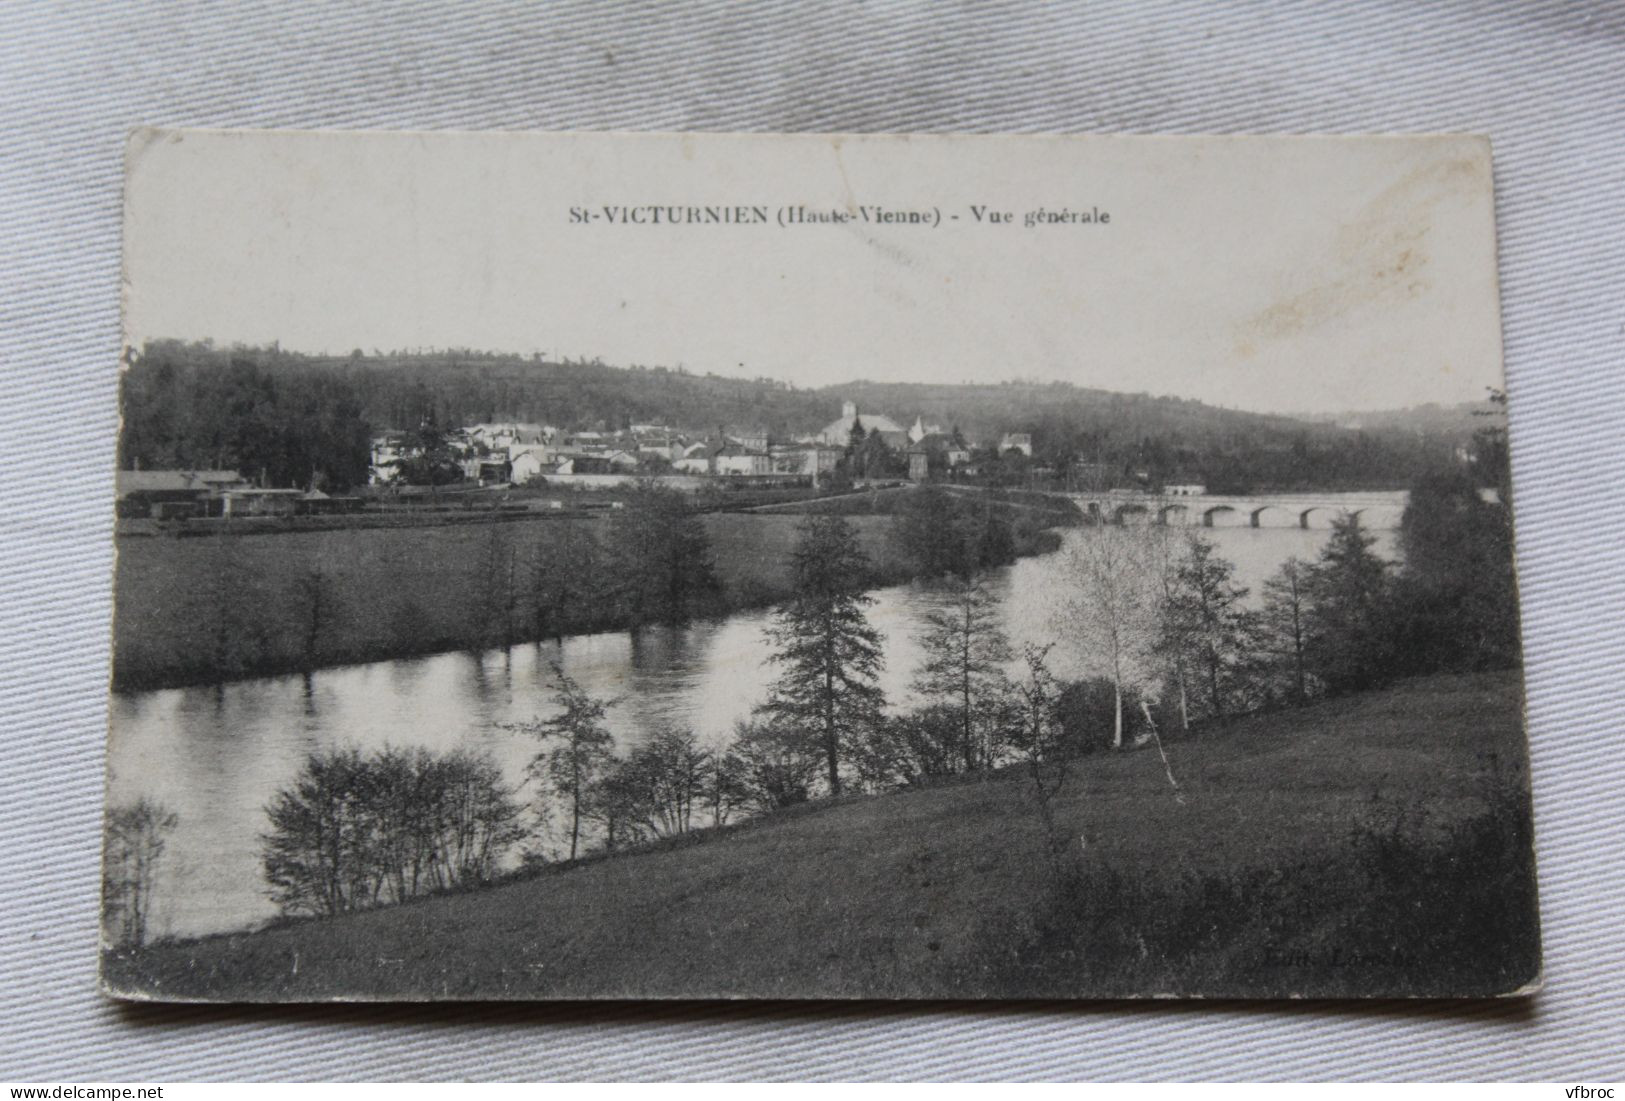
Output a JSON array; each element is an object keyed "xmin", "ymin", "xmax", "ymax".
[
  {"xmin": 103, "ymin": 671, "xmax": 1539, "ymax": 1001},
  {"xmin": 111, "ymin": 512, "xmax": 914, "ymax": 691}
]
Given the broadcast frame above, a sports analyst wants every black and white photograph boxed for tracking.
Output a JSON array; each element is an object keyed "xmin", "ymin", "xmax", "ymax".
[{"xmin": 100, "ymin": 129, "xmax": 1539, "ymax": 1001}]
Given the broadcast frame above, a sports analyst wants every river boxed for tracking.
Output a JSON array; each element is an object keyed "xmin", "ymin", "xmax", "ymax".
[{"xmin": 106, "ymin": 495, "xmax": 1403, "ymax": 939}]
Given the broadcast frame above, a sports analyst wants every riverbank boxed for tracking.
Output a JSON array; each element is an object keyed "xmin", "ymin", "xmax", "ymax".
[
  {"xmin": 112, "ymin": 481, "xmax": 888, "ymax": 538},
  {"xmin": 103, "ymin": 671, "xmax": 1539, "ymax": 1000},
  {"xmin": 112, "ymin": 495, "xmax": 1067, "ymax": 692}
]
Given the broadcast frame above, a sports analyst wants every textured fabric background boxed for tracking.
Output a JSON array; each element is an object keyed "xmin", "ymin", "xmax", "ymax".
[{"xmin": 3, "ymin": 0, "xmax": 1622, "ymax": 1082}]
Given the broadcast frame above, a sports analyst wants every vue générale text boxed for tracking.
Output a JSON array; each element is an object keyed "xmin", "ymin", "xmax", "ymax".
[{"xmin": 567, "ymin": 205, "xmax": 1112, "ymax": 229}]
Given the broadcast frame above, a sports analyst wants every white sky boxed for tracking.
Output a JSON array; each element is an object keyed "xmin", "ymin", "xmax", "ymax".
[{"xmin": 123, "ymin": 130, "xmax": 1506, "ymax": 415}]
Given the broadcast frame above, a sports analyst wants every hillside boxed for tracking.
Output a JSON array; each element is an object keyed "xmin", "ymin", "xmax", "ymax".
[
  {"xmin": 122, "ymin": 340, "xmax": 1474, "ymax": 492},
  {"xmin": 103, "ymin": 672, "xmax": 1539, "ymax": 1001},
  {"xmin": 132, "ymin": 339, "xmax": 1314, "ymax": 444},
  {"xmin": 1303, "ymin": 399, "xmax": 1502, "ymax": 435}
]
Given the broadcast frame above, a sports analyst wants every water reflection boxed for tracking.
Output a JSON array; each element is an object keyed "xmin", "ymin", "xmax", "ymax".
[{"xmin": 107, "ymin": 516, "xmax": 1398, "ymax": 938}]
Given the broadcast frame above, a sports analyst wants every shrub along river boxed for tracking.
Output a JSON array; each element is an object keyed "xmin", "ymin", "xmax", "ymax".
[{"xmin": 106, "ymin": 495, "xmax": 1403, "ymax": 939}]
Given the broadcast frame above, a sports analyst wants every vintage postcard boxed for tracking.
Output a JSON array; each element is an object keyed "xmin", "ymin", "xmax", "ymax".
[{"xmin": 103, "ymin": 129, "xmax": 1539, "ymax": 1000}]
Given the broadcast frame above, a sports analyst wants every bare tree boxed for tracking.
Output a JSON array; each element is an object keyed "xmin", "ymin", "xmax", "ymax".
[
  {"xmin": 588, "ymin": 758, "xmax": 654, "ymax": 852},
  {"xmin": 262, "ymin": 748, "xmax": 368, "ymax": 916},
  {"xmin": 604, "ymin": 481, "xmax": 720, "ymax": 627},
  {"xmin": 1147, "ymin": 523, "xmax": 1193, "ymax": 731},
  {"xmin": 703, "ymin": 747, "xmax": 750, "ymax": 828},
  {"xmin": 103, "ymin": 798, "xmax": 178, "ymax": 948},
  {"xmin": 1260, "ymin": 556, "xmax": 1314, "ymax": 703},
  {"xmin": 1057, "ymin": 527, "xmax": 1157, "ymax": 748},
  {"xmin": 913, "ymin": 572, "xmax": 1013, "ymax": 772},
  {"xmin": 1156, "ymin": 534, "xmax": 1256, "ymax": 723},
  {"xmin": 293, "ymin": 563, "xmax": 339, "ymax": 672},
  {"xmin": 621, "ymin": 726, "xmax": 711, "ymax": 837},
  {"xmin": 261, "ymin": 747, "xmax": 523, "ymax": 917},
  {"xmin": 478, "ymin": 517, "xmax": 518, "ymax": 650},
  {"xmin": 727, "ymin": 717, "xmax": 824, "ymax": 815},
  {"xmin": 514, "ymin": 668, "xmax": 617, "ymax": 860},
  {"xmin": 204, "ymin": 534, "xmax": 262, "ymax": 680},
  {"xmin": 1008, "ymin": 645, "xmax": 1075, "ymax": 878},
  {"xmin": 529, "ymin": 521, "xmax": 602, "ymax": 642}
]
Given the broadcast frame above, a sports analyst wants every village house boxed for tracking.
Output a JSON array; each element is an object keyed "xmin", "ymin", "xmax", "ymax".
[
  {"xmin": 906, "ymin": 432, "xmax": 972, "ymax": 481},
  {"xmin": 727, "ymin": 428, "xmax": 770, "ymax": 453},
  {"xmin": 629, "ymin": 433, "xmax": 683, "ymax": 462},
  {"xmin": 690, "ymin": 439, "xmax": 767, "ymax": 476},
  {"xmin": 714, "ymin": 448, "xmax": 770, "ymax": 476},
  {"xmin": 770, "ymin": 443, "xmax": 843, "ymax": 477},
  {"xmin": 473, "ymin": 457, "xmax": 512, "ymax": 486},
  {"xmin": 667, "ymin": 435, "xmax": 771, "ymax": 476},
  {"xmin": 506, "ymin": 439, "xmax": 559, "ymax": 460},
  {"xmin": 818, "ymin": 401, "xmax": 909, "ymax": 449},
  {"xmin": 568, "ymin": 454, "xmax": 624, "ymax": 475},
  {"xmin": 999, "ymin": 432, "xmax": 1034, "ymax": 456},
  {"xmin": 509, "ymin": 448, "xmax": 549, "ymax": 484},
  {"xmin": 908, "ymin": 447, "xmax": 931, "ymax": 482},
  {"xmin": 118, "ymin": 470, "xmax": 364, "ymax": 519},
  {"xmin": 907, "ymin": 416, "xmax": 946, "ymax": 444},
  {"xmin": 115, "ymin": 469, "xmax": 249, "ymax": 519},
  {"xmin": 672, "ymin": 445, "xmax": 712, "ymax": 475},
  {"xmin": 467, "ymin": 423, "xmax": 549, "ymax": 451},
  {"xmin": 368, "ymin": 435, "xmax": 406, "ymax": 484},
  {"xmin": 922, "ymin": 431, "xmax": 970, "ymax": 460}
]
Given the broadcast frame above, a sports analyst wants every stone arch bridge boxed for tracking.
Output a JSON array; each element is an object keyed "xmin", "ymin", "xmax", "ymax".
[{"xmin": 1062, "ymin": 491, "xmax": 1411, "ymax": 530}]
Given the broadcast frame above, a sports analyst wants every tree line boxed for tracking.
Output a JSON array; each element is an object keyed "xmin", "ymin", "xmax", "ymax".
[
  {"xmin": 1052, "ymin": 462, "xmax": 1519, "ymax": 753},
  {"xmin": 293, "ymin": 484, "xmax": 1022, "ymax": 673},
  {"xmin": 239, "ymin": 494, "xmax": 1033, "ymax": 918},
  {"xmin": 175, "ymin": 482, "xmax": 723, "ymax": 687},
  {"xmin": 120, "ymin": 340, "xmax": 1496, "ymax": 495},
  {"xmin": 107, "ymin": 458, "xmax": 1516, "ymax": 934},
  {"xmin": 495, "ymin": 462, "xmax": 1520, "ymax": 854},
  {"xmin": 473, "ymin": 481, "xmax": 723, "ymax": 650},
  {"xmin": 251, "ymin": 461, "xmax": 1515, "ymax": 919},
  {"xmin": 261, "ymin": 747, "xmax": 526, "ymax": 917},
  {"xmin": 120, "ymin": 350, "xmax": 374, "ymax": 491}
]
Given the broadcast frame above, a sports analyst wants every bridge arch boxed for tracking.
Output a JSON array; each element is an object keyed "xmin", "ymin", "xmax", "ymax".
[
  {"xmin": 1158, "ymin": 503, "xmax": 1190, "ymax": 526},
  {"xmin": 1299, "ymin": 506, "xmax": 1356, "ymax": 530},
  {"xmin": 1250, "ymin": 505, "xmax": 1297, "ymax": 528},
  {"xmin": 1115, "ymin": 502, "xmax": 1151, "ymax": 525},
  {"xmin": 1203, "ymin": 504, "xmax": 1247, "ymax": 528}
]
